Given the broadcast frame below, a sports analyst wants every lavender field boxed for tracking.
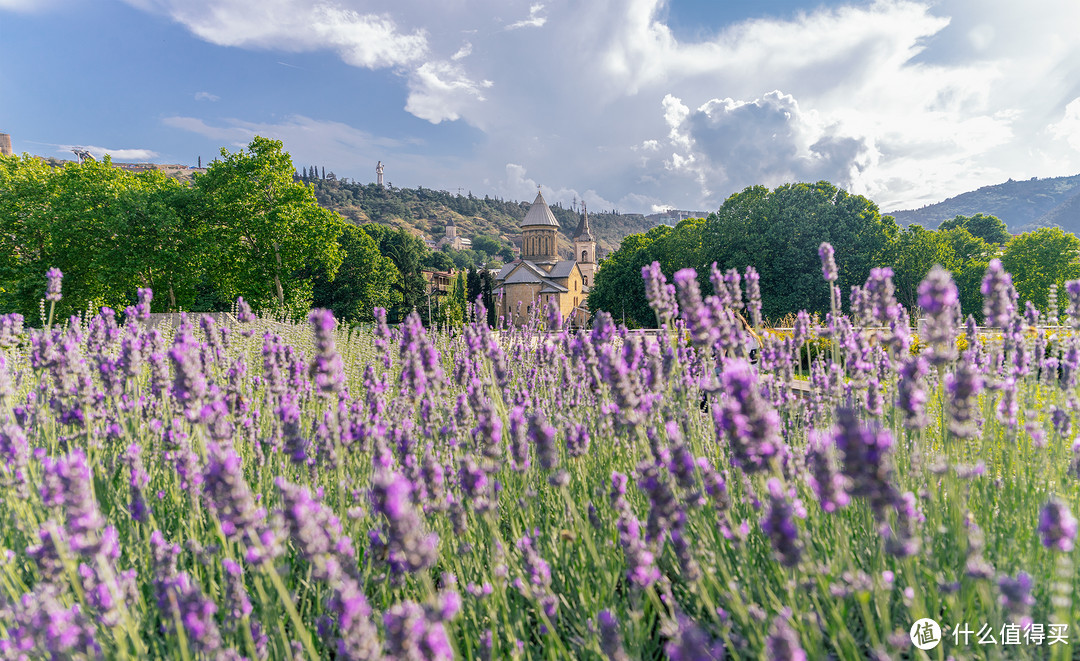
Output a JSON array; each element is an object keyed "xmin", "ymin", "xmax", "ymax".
[{"xmin": 1, "ymin": 249, "xmax": 1078, "ymax": 660}]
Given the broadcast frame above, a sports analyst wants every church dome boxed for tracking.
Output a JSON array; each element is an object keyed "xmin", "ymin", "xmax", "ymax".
[{"xmin": 521, "ymin": 190, "xmax": 560, "ymax": 228}]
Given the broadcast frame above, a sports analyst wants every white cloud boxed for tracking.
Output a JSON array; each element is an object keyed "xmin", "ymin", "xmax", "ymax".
[
  {"xmin": 506, "ymin": 3, "xmax": 546, "ymax": 30},
  {"xmin": 124, "ymin": 0, "xmax": 428, "ymax": 68},
  {"xmin": 503, "ymin": 164, "xmax": 615, "ymax": 212},
  {"xmin": 451, "ymin": 42, "xmax": 472, "ymax": 61},
  {"xmin": 1050, "ymin": 98, "xmax": 1080, "ymax": 153},
  {"xmin": 404, "ymin": 61, "xmax": 492, "ymax": 125},
  {"xmin": 194, "ymin": 91, "xmax": 220, "ymax": 102},
  {"xmin": 657, "ymin": 90, "xmax": 876, "ymax": 198},
  {"xmin": 62, "ymin": 145, "xmax": 160, "ymax": 161}
]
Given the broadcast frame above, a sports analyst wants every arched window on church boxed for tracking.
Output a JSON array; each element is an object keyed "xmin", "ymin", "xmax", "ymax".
[
  {"xmin": 583, "ymin": 275, "xmax": 588, "ymax": 286},
  {"xmin": 581, "ymin": 250, "xmax": 587, "ymax": 261}
]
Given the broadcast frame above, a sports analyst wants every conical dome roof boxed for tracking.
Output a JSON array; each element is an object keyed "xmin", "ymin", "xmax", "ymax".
[{"xmin": 522, "ymin": 190, "xmax": 560, "ymax": 228}]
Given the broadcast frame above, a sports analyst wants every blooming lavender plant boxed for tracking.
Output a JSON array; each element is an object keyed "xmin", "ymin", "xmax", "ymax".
[
  {"xmin": 1038, "ymin": 497, "xmax": 1078, "ymax": 552},
  {"xmin": 819, "ymin": 243, "xmax": 838, "ymax": 283},
  {"xmin": 766, "ymin": 613, "xmax": 807, "ymax": 661},
  {"xmin": 369, "ymin": 468, "xmax": 439, "ymax": 574},
  {"xmin": 917, "ymin": 265, "xmax": 960, "ymax": 365},
  {"xmin": 805, "ymin": 431, "xmax": 849, "ymax": 513},
  {"xmin": 665, "ymin": 615, "xmax": 724, "ymax": 661},
  {"xmin": 982, "ymin": 259, "xmax": 1017, "ymax": 329},
  {"xmin": 713, "ymin": 359, "xmax": 782, "ymax": 473},
  {"xmin": 761, "ymin": 478, "xmax": 805, "ymax": 567}
]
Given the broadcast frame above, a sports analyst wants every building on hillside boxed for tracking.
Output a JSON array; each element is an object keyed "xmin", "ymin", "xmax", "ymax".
[
  {"xmin": 494, "ymin": 189, "xmax": 596, "ymax": 327},
  {"xmin": 422, "ymin": 268, "xmax": 455, "ymax": 297},
  {"xmin": 437, "ymin": 216, "xmax": 472, "ymax": 251}
]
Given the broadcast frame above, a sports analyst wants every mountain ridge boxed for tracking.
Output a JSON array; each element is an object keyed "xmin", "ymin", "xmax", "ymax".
[{"xmin": 887, "ymin": 173, "xmax": 1080, "ymax": 234}]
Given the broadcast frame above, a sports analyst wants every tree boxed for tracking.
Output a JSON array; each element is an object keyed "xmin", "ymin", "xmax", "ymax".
[
  {"xmin": 702, "ymin": 182, "xmax": 898, "ymax": 320},
  {"xmin": 939, "ymin": 213, "xmax": 1011, "ymax": 245},
  {"xmin": 472, "ymin": 234, "xmax": 503, "ymax": 257},
  {"xmin": 0, "ymin": 154, "xmax": 204, "ymax": 320},
  {"xmin": 1001, "ymin": 227, "xmax": 1080, "ymax": 314},
  {"xmin": 311, "ymin": 224, "xmax": 398, "ymax": 323},
  {"xmin": 587, "ymin": 225, "xmax": 674, "ymax": 328},
  {"xmin": 441, "ymin": 270, "xmax": 467, "ymax": 326},
  {"xmin": 195, "ymin": 136, "xmax": 343, "ymax": 315},
  {"xmin": 466, "ymin": 267, "xmax": 497, "ymax": 325},
  {"xmin": 424, "ymin": 250, "xmax": 455, "ymax": 272},
  {"xmin": 359, "ymin": 223, "xmax": 430, "ymax": 323},
  {"xmin": 888, "ymin": 225, "xmax": 955, "ymax": 315}
]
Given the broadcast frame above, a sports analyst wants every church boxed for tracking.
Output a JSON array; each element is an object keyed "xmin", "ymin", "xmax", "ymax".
[{"xmin": 494, "ymin": 189, "xmax": 597, "ymax": 327}]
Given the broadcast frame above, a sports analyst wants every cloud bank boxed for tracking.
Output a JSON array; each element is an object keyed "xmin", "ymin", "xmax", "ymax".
[{"xmin": 113, "ymin": 0, "xmax": 1080, "ymax": 212}]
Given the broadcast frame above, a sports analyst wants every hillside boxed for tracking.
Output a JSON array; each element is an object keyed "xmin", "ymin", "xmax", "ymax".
[
  {"xmin": 304, "ymin": 176, "xmax": 662, "ymax": 259},
  {"xmin": 888, "ymin": 173, "xmax": 1080, "ymax": 233}
]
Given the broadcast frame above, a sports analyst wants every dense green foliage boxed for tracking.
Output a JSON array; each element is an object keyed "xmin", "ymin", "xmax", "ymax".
[
  {"xmin": 939, "ymin": 213, "xmax": 1011, "ymax": 245},
  {"xmin": 589, "ymin": 181, "xmax": 1080, "ymax": 326},
  {"xmin": 590, "ymin": 182, "xmax": 901, "ymax": 325},
  {"xmin": 0, "ymin": 139, "xmax": 494, "ymax": 325}
]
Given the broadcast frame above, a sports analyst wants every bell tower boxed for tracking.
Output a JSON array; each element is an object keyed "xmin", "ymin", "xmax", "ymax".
[{"xmin": 573, "ymin": 201, "xmax": 596, "ymax": 287}]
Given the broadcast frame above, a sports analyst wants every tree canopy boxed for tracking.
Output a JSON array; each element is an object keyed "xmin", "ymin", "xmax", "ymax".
[
  {"xmin": 0, "ymin": 137, "xmax": 438, "ymax": 325},
  {"xmin": 938, "ymin": 213, "xmax": 1011, "ymax": 245},
  {"xmin": 701, "ymin": 182, "xmax": 898, "ymax": 320},
  {"xmin": 588, "ymin": 181, "xmax": 1080, "ymax": 327}
]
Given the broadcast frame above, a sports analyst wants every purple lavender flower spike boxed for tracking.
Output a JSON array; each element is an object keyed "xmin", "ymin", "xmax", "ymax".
[
  {"xmin": 805, "ymin": 431, "xmax": 849, "ymax": 513},
  {"xmin": 45, "ymin": 267, "xmax": 63, "ymax": 302},
  {"xmin": 882, "ymin": 491, "xmax": 923, "ymax": 558},
  {"xmin": 713, "ymin": 359, "xmax": 782, "ymax": 473},
  {"xmin": 744, "ymin": 266, "xmax": 762, "ymax": 327},
  {"xmin": 309, "ymin": 309, "xmax": 345, "ymax": 396},
  {"xmin": 833, "ymin": 407, "xmax": 899, "ymax": 518},
  {"xmin": 236, "ymin": 296, "xmax": 256, "ymax": 323},
  {"xmin": 673, "ymin": 268, "xmax": 716, "ymax": 348},
  {"xmin": 1038, "ymin": 497, "xmax": 1078, "ymax": 552},
  {"xmin": 203, "ymin": 443, "xmax": 279, "ymax": 563},
  {"xmin": 2, "ymin": 586, "xmax": 101, "ymax": 659},
  {"xmin": 864, "ymin": 267, "xmax": 900, "ymax": 326},
  {"xmin": 1065, "ymin": 280, "xmax": 1080, "ymax": 329},
  {"xmin": 383, "ymin": 593, "xmax": 460, "ymax": 661},
  {"xmin": 998, "ymin": 572, "xmax": 1034, "ymax": 628},
  {"xmin": 369, "ymin": 468, "xmax": 439, "ymax": 574},
  {"xmin": 766, "ymin": 613, "xmax": 807, "ymax": 661},
  {"xmin": 945, "ymin": 359, "xmax": 983, "ymax": 439},
  {"xmin": 819, "ymin": 243, "xmax": 838, "ymax": 283},
  {"xmin": 761, "ymin": 478, "xmax": 805, "ymax": 567},
  {"xmin": 917, "ymin": 265, "xmax": 960, "ymax": 365},
  {"xmin": 982, "ymin": 258, "xmax": 1017, "ymax": 329},
  {"xmin": 597, "ymin": 610, "xmax": 630, "ymax": 661},
  {"xmin": 528, "ymin": 410, "xmax": 565, "ymax": 485},
  {"xmin": 276, "ymin": 478, "xmax": 382, "ymax": 658},
  {"xmin": 0, "ymin": 312, "xmax": 24, "ymax": 347},
  {"xmin": 665, "ymin": 615, "xmax": 724, "ymax": 661}
]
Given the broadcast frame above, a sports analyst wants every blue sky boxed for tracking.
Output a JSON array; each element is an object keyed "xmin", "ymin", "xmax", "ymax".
[{"xmin": 3, "ymin": 0, "xmax": 1080, "ymax": 214}]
